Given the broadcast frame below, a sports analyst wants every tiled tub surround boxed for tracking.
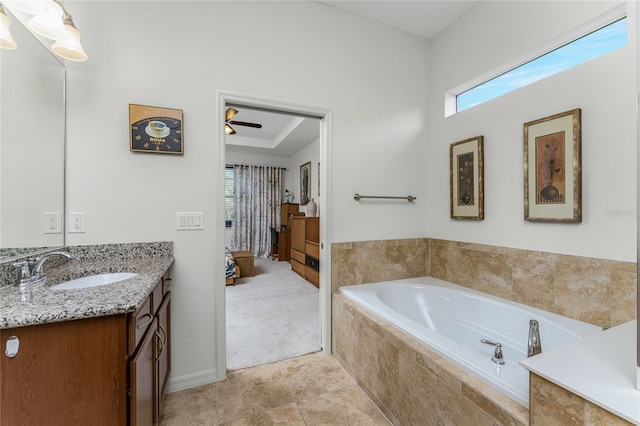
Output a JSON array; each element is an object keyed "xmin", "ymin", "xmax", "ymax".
[
  {"xmin": 332, "ymin": 293, "xmax": 529, "ymax": 426},
  {"xmin": 332, "ymin": 238, "xmax": 637, "ymax": 329},
  {"xmin": 0, "ymin": 242, "xmax": 173, "ymax": 328},
  {"xmin": 332, "ymin": 238, "xmax": 637, "ymax": 425},
  {"xmin": 339, "ymin": 278, "xmax": 602, "ymax": 408}
]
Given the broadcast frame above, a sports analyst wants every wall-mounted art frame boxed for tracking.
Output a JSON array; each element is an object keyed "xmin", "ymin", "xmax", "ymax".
[
  {"xmin": 130, "ymin": 104, "xmax": 183, "ymax": 154},
  {"xmin": 524, "ymin": 108, "xmax": 581, "ymax": 222},
  {"xmin": 300, "ymin": 161, "xmax": 311, "ymax": 206},
  {"xmin": 450, "ymin": 136, "xmax": 484, "ymax": 220}
]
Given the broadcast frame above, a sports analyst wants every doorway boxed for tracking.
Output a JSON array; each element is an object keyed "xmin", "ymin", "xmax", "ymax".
[{"xmin": 215, "ymin": 92, "xmax": 332, "ymax": 377}]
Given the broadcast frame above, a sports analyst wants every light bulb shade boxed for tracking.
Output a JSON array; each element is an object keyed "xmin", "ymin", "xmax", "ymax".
[
  {"xmin": 0, "ymin": 7, "xmax": 17, "ymax": 50},
  {"xmin": 2, "ymin": 0, "xmax": 48, "ymax": 16},
  {"xmin": 27, "ymin": 1, "xmax": 67, "ymax": 40},
  {"xmin": 51, "ymin": 24, "xmax": 87, "ymax": 61}
]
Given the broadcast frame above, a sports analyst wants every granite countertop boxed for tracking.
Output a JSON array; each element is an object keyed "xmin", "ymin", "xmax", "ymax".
[
  {"xmin": 0, "ymin": 255, "xmax": 174, "ymax": 329},
  {"xmin": 520, "ymin": 320, "xmax": 639, "ymax": 424}
]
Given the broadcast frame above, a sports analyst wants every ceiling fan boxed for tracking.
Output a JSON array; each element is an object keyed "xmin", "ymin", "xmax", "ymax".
[{"xmin": 224, "ymin": 108, "xmax": 263, "ymax": 135}]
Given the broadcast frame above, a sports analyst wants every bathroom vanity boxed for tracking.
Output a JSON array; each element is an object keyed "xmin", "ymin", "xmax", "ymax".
[{"xmin": 0, "ymin": 243, "xmax": 173, "ymax": 426}]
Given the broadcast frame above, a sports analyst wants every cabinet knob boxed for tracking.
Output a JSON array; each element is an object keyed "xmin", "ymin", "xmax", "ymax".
[{"xmin": 5, "ymin": 336, "xmax": 19, "ymax": 358}]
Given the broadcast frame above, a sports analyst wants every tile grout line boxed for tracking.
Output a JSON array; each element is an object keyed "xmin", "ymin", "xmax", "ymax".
[{"xmin": 275, "ymin": 359, "xmax": 310, "ymax": 425}]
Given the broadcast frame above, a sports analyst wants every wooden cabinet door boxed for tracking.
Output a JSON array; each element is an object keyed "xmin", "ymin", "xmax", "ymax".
[
  {"xmin": 0, "ymin": 316, "xmax": 127, "ymax": 426},
  {"xmin": 155, "ymin": 293, "xmax": 171, "ymax": 422},
  {"xmin": 130, "ymin": 318, "xmax": 157, "ymax": 426},
  {"xmin": 290, "ymin": 218, "xmax": 306, "ymax": 252}
]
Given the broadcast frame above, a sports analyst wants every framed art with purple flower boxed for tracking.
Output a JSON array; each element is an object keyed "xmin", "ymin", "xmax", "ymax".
[
  {"xmin": 524, "ymin": 108, "xmax": 581, "ymax": 222},
  {"xmin": 450, "ymin": 136, "xmax": 484, "ymax": 220}
]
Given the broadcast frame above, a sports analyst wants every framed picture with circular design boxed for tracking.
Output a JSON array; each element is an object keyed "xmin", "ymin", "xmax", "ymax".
[{"xmin": 130, "ymin": 104, "xmax": 183, "ymax": 154}]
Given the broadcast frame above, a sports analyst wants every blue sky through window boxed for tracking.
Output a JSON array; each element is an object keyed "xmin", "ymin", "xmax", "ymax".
[{"xmin": 456, "ymin": 18, "xmax": 627, "ymax": 112}]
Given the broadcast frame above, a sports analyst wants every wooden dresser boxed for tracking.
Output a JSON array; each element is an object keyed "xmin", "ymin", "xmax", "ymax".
[{"xmin": 289, "ymin": 216, "xmax": 320, "ymax": 287}]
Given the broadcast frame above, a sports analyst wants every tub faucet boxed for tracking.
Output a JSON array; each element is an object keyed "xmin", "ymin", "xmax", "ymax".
[
  {"xmin": 480, "ymin": 339, "xmax": 505, "ymax": 365},
  {"xmin": 527, "ymin": 319, "xmax": 542, "ymax": 357}
]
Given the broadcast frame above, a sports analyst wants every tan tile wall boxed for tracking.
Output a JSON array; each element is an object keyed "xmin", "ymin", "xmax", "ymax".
[
  {"xmin": 331, "ymin": 238, "xmax": 429, "ymax": 293},
  {"xmin": 332, "ymin": 294, "xmax": 529, "ymax": 426},
  {"xmin": 529, "ymin": 374, "xmax": 633, "ymax": 425},
  {"xmin": 331, "ymin": 238, "xmax": 637, "ymax": 328},
  {"xmin": 429, "ymin": 239, "xmax": 637, "ymax": 328}
]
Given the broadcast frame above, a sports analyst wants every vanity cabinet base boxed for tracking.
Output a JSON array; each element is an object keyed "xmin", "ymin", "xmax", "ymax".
[{"xmin": 0, "ymin": 315, "xmax": 128, "ymax": 426}]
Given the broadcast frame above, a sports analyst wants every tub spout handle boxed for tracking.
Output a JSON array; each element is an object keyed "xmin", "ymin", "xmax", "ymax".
[{"xmin": 480, "ymin": 339, "xmax": 505, "ymax": 365}]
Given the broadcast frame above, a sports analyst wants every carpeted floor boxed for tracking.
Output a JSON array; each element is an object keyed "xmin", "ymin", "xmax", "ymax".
[{"xmin": 226, "ymin": 258, "xmax": 321, "ymax": 371}]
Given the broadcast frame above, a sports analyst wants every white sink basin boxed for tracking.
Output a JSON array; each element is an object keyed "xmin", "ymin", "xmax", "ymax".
[{"xmin": 50, "ymin": 272, "xmax": 138, "ymax": 290}]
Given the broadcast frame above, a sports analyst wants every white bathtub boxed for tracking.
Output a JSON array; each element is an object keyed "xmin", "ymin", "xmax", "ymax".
[{"xmin": 339, "ymin": 277, "xmax": 602, "ymax": 407}]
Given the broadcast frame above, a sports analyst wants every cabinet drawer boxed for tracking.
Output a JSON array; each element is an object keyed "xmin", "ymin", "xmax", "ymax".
[
  {"xmin": 305, "ymin": 242, "xmax": 320, "ymax": 259},
  {"xmin": 305, "ymin": 266, "xmax": 319, "ymax": 288},
  {"xmin": 291, "ymin": 249, "xmax": 305, "ymax": 265},
  {"xmin": 291, "ymin": 259, "xmax": 306, "ymax": 277},
  {"xmin": 128, "ymin": 295, "xmax": 153, "ymax": 355}
]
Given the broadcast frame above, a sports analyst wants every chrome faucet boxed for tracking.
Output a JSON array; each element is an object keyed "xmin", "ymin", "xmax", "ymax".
[
  {"xmin": 527, "ymin": 319, "xmax": 542, "ymax": 357},
  {"xmin": 13, "ymin": 251, "xmax": 75, "ymax": 285},
  {"xmin": 481, "ymin": 339, "xmax": 505, "ymax": 365}
]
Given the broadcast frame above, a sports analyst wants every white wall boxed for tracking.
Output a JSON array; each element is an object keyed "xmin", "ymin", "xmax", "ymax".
[
  {"xmin": 427, "ymin": 1, "xmax": 637, "ymax": 262},
  {"xmin": 289, "ymin": 138, "xmax": 321, "ymax": 216},
  {"xmin": 64, "ymin": 1, "xmax": 430, "ymax": 385}
]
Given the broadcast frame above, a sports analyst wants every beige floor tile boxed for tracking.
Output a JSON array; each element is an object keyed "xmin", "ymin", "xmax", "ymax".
[
  {"xmin": 160, "ymin": 382, "xmax": 218, "ymax": 426},
  {"xmin": 297, "ymin": 384, "xmax": 391, "ymax": 426},
  {"xmin": 221, "ymin": 402, "xmax": 305, "ymax": 425},
  {"xmin": 278, "ymin": 352, "xmax": 355, "ymax": 401},
  {"xmin": 217, "ymin": 363, "xmax": 295, "ymax": 423}
]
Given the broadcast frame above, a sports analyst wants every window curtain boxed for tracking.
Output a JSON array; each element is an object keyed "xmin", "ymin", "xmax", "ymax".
[{"xmin": 230, "ymin": 165, "xmax": 282, "ymax": 258}]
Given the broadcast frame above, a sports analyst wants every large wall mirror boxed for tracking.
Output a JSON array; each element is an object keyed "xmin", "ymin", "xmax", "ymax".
[{"xmin": 0, "ymin": 8, "xmax": 65, "ymax": 260}]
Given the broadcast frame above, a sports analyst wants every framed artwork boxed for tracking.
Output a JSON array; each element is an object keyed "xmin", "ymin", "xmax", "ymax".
[
  {"xmin": 450, "ymin": 136, "xmax": 484, "ymax": 220},
  {"xmin": 524, "ymin": 108, "xmax": 581, "ymax": 222},
  {"xmin": 300, "ymin": 161, "xmax": 311, "ymax": 206},
  {"xmin": 130, "ymin": 104, "xmax": 183, "ymax": 154}
]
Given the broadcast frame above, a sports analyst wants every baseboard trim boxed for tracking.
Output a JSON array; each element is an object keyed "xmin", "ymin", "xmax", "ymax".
[{"xmin": 166, "ymin": 368, "xmax": 220, "ymax": 394}]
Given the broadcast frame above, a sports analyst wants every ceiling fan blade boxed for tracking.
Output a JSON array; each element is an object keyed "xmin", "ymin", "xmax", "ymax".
[
  {"xmin": 225, "ymin": 124, "xmax": 236, "ymax": 135},
  {"xmin": 228, "ymin": 120, "xmax": 262, "ymax": 129},
  {"xmin": 225, "ymin": 108, "xmax": 238, "ymax": 122}
]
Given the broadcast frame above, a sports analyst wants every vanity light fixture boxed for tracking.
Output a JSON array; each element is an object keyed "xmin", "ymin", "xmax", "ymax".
[
  {"xmin": 51, "ymin": 12, "xmax": 86, "ymax": 61},
  {"xmin": 0, "ymin": 5, "xmax": 17, "ymax": 49},
  {"xmin": 1, "ymin": 0, "xmax": 87, "ymax": 61},
  {"xmin": 2, "ymin": 0, "xmax": 48, "ymax": 16},
  {"xmin": 27, "ymin": 0, "xmax": 67, "ymax": 40}
]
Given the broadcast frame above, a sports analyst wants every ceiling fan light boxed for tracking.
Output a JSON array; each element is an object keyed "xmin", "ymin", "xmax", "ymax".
[
  {"xmin": 0, "ymin": 6, "xmax": 17, "ymax": 50},
  {"xmin": 27, "ymin": 1, "xmax": 67, "ymax": 40},
  {"xmin": 225, "ymin": 108, "xmax": 238, "ymax": 122},
  {"xmin": 225, "ymin": 124, "xmax": 236, "ymax": 135}
]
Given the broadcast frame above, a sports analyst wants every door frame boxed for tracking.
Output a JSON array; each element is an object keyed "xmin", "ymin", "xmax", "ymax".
[{"xmin": 215, "ymin": 91, "xmax": 333, "ymax": 379}]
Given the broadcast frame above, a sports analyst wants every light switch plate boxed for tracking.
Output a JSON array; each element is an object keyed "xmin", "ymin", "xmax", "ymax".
[{"xmin": 176, "ymin": 212, "xmax": 204, "ymax": 231}]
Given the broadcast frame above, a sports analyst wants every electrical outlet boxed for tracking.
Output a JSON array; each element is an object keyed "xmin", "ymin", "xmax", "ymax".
[
  {"xmin": 43, "ymin": 212, "xmax": 62, "ymax": 234},
  {"xmin": 69, "ymin": 212, "xmax": 86, "ymax": 233}
]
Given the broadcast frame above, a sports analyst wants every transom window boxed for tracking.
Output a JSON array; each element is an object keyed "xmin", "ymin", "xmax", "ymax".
[{"xmin": 451, "ymin": 15, "xmax": 627, "ymax": 115}]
